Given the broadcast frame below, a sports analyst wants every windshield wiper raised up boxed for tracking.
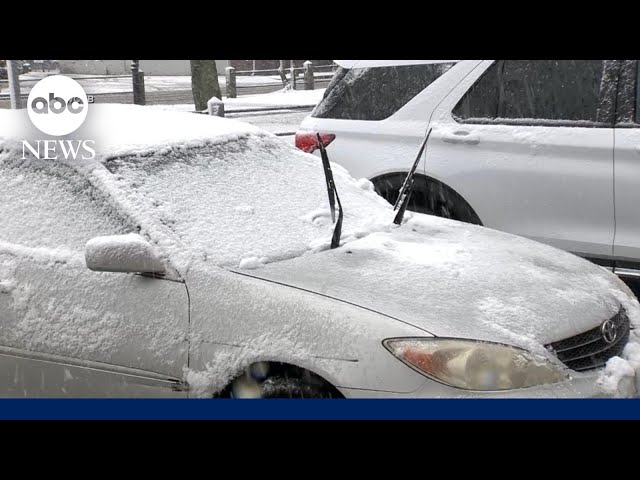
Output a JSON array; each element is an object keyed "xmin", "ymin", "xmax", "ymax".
[
  {"xmin": 393, "ymin": 128, "xmax": 432, "ymax": 225},
  {"xmin": 317, "ymin": 133, "xmax": 343, "ymax": 249}
]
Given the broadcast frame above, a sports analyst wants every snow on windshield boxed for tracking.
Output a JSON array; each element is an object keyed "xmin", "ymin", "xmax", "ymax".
[
  {"xmin": 0, "ymin": 105, "xmax": 393, "ymax": 274},
  {"xmin": 93, "ymin": 133, "xmax": 393, "ymax": 274}
]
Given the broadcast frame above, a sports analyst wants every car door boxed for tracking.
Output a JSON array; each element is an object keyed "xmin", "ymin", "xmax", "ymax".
[
  {"xmin": 425, "ymin": 60, "xmax": 617, "ymax": 260},
  {"xmin": 0, "ymin": 157, "xmax": 189, "ymax": 397},
  {"xmin": 612, "ymin": 60, "xmax": 640, "ymax": 276}
]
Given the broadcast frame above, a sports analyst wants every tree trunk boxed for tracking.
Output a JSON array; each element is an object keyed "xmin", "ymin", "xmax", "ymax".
[
  {"xmin": 277, "ymin": 60, "xmax": 288, "ymax": 87},
  {"xmin": 190, "ymin": 60, "xmax": 222, "ymax": 111}
]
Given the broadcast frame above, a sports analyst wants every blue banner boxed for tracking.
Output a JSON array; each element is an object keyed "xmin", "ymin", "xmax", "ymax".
[{"xmin": 1, "ymin": 399, "xmax": 639, "ymax": 420}]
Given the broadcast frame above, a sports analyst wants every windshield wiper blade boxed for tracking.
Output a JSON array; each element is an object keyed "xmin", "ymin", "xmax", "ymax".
[
  {"xmin": 317, "ymin": 133, "xmax": 343, "ymax": 249},
  {"xmin": 393, "ymin": 128, "xmax": 432, "ymax": 225}
]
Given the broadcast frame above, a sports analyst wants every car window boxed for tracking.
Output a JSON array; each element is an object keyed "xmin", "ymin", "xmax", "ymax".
[
  {"xmin": 0, "ymin": 157, "xmax": 134, "ymax": 251},
  {"xmin": 312, "ymin": 63, "xmax": 456, "ymax": 121},
  {"xmin": 637, "ymin": 62, "xmax": 640, "ymax": 123},
  {"xmin": 453, "ymin": 60, "xmax": 610, "ymax": 126},
  {"xmin": 609, "ymin": 60, "xmax": 638, "ymax": 126},
  {"xmin": 632, "ymin": 60, "xmax": 640, "ymax": 127}
]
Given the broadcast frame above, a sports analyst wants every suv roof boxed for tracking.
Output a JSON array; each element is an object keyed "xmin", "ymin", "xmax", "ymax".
[{"xmin": 334, "ymin": 60, "xmax": 460, "ymax": 68}]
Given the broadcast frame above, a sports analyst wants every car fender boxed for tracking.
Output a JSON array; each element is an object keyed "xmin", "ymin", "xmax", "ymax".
[{"xmin": 184, "ymin": 264, "xmax": 430, "ymax": 396}]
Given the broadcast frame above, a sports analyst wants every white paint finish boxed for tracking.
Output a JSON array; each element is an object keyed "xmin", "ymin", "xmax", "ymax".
[
  {"xmin": 299, "ymin": 61, "xmax": 480, "ymax": 181},
  {"xmin": 426, "ymin": 61, "xmax": 614, "ymax": 257},
  {"xmin": 0, "ymin": 247, "xmax": 189, "ymax": 380},
  {"xmin": 613, "ymin": 127, "xmax": 640, "ymax": 261},
  {"xmin": 0, "ymin": 352, "xmax": 185, "ymax": 398},
  {"xmin": 185, "ymin": 264, "xmax": 430, "ymax": 395}
]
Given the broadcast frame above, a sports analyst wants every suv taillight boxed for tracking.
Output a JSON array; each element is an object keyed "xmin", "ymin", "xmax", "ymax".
[{"xmin": 295, "ymin": 131, "xmax": 336, "ymax": 153}]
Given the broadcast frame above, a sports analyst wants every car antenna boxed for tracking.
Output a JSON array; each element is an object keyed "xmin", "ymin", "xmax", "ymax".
[
  {"xmin": 317, "ymin": 133, "xmax": 343, "ymax": 249},
  {"xmin": 393, "ymin": 128, "xmax": 432, "ymax": 225}
]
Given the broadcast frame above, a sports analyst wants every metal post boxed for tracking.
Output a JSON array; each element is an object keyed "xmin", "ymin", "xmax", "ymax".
[
  {"xmin": 289, "ymin": 60, "xmax": 296, "ymax": 90},
  {"xmin": 303, "ymin": 61, "xmax": 314, "ymax": 90},
  {"xmin": 7, "ymin": 60, "xmax": 22, "ymax": 109},
  {"xmin": 131, "ymin": 60, "xmax": 146, "ymax": 105},
  {"xmin": 207, "ymin": 96, "xmax": 225, "ymax": 117},
  {"xmin": 225, "ymin": 66, "xmax": 236, "ymax": 98}
]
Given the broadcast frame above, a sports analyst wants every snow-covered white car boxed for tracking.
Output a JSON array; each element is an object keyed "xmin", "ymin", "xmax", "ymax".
[
  {"xmin": 296, "ymin": 60, "xmax": 640, "ymax": 281},
  {"xmin": 0, "ymin": 105, "xmax": 638, "ymax": 398}
]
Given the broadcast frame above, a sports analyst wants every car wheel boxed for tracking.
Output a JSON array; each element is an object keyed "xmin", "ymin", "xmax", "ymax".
[
  {"xmin": 373, "ymin": 173, "xmax": 482, "ymax": 225},
  {"xmin": 220, "ymin": 363, "xmax": 342, "ymax": 398}
]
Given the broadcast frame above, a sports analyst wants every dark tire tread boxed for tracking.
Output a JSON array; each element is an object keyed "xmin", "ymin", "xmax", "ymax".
[{"xmin": 372, "ymin": 173, "xmax": 482, "ymax": 225}]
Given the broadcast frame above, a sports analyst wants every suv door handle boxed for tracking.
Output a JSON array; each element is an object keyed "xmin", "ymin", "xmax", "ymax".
[{"xmin": 441, "ymin": 130, "xmax": 480, "ymax": 145}]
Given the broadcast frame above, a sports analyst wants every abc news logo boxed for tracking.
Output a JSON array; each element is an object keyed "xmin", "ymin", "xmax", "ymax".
[
  {"xmin": 30, "ymin": 93, "xmax": 94, "ymax": 115},
  {"xmin": 24, "ymin": 75, "xmax": 95, "ymax": 160}
]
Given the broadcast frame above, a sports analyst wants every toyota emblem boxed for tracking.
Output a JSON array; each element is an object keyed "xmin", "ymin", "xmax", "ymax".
[{"xmin": 601, "ymin": 319, "xmax": 617, "ymax": 344}]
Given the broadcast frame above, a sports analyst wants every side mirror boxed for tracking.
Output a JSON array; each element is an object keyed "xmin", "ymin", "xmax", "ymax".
[{"xmin": 85, "ymin": 234, "xmax": 165, "ymax": 274}]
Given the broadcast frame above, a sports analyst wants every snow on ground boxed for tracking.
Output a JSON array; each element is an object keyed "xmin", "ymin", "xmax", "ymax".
[
  {"xmin": 223, "ymin": 88, "xmax": 325, "ymax": 108},
  {"xmin": 224, "ymin": 110, "xmax": 310, "ymax": 135},
  {"xmin": 143, "ymin": 88, "xmax": 325, "ymax": 112}
]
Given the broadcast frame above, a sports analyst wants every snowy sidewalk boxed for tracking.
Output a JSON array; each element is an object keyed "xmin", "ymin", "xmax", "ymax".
[{"xmin": 144, "ymin": 88, "xmax": 325, "ymax": 113}]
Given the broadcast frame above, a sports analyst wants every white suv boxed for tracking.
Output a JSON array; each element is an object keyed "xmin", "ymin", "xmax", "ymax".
[{"xmin": 296, "ymin": 60, "xmax": 640, "ymax": 280}]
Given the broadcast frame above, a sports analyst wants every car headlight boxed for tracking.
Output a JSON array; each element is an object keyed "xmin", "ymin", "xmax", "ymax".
[{"xmin": 383, "ymin": 338, "xmax": 569, "ymax": 391}]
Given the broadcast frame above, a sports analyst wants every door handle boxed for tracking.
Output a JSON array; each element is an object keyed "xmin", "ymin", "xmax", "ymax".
[{"xmin": 441, "ymin": 130, "xmax": 480, "ymax": 145}]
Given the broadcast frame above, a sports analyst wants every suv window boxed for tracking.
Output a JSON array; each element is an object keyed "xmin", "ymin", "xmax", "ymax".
[
  {"xmin": 610, "ymin": 60, "xmax": 639, "ymax": 126},
  {"xmin": 0, "ymin": 158, "xmax": 134, "ymax": 251},
  {"xmin": 453, "ymin": 60, "xmax": 609, "ymax": 126},
  {"xmin": 637, "ymin": 62, "xmax": 640, "ymax": 123},
  {"xmin": 312, "ymin": 63, "xmax": 456, "ymax": 121}
]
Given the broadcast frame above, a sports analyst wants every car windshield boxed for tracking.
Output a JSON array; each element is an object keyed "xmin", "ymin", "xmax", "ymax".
[{"xmin": 99, "ymin": 133, "xmax": 393, "ymax": 272}]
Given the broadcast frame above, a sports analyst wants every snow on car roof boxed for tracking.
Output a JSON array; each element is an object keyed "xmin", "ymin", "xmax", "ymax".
[
  {"xmin": 0, "ymin": 104, "xmax": 266, "ymax": 158},
  {"xmin": 0, "ymin": 103, "xmax": 397, "ymax": 274}
]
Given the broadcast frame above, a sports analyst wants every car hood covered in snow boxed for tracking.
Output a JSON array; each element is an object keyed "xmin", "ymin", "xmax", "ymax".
[{"xmin": 234, "ymin": 214, "xmax": 640, "ymax": 352}]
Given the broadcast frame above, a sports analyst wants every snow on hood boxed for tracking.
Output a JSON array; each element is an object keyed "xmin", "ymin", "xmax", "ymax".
[{"xmin": 235, "ymin": 213, "xmax": 640, "ymax": 352}]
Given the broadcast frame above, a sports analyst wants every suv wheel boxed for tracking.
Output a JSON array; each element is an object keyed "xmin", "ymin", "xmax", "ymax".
[{"xmin": 373, "ymin": 173, "xmax": 482, "ymax": 225}]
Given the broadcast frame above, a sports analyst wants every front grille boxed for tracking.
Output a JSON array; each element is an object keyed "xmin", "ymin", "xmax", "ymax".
[{"xmin": 545, "ymin": 308, "xmax": 630, "ymax": 372}]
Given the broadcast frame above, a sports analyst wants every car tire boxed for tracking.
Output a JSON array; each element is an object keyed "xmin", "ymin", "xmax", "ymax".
[
  {"xmin": 220, "ymin": 363, "xmax": 342, "ymax": 398},
  {"xmin": 258, "ymin": 376, "xmax": 336, "ymax": 398}
]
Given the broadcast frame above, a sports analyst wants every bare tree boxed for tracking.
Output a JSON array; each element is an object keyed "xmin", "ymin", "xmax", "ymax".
[
  {"xmin": 277, "ymin": 60, "xmax": 289, "ymax": 88},
  {"xmin": 7, "ymin": 60, "xmax": 22, "ymax": 109},
  {"xmin": 190, "ymin": 60, "xmax": 222, "ymax": 111}
]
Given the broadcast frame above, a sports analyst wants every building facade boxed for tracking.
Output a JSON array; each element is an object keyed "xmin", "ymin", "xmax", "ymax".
[{"xmin": 59, "ymin": 60, "xmax": 230, "ymax": 76}]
